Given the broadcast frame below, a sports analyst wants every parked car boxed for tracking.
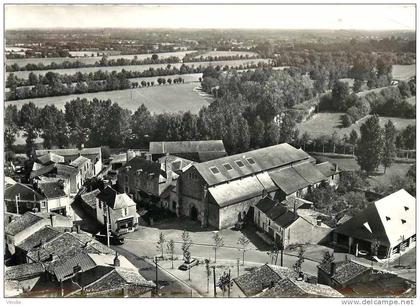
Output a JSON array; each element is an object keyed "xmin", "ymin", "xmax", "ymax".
[
  {"xmin": 178, "ymin": 259, "xmax": 199, "ymax": 271},
  {"xmin": 95, "ymin": 232, "xmax": 125, "ymax": 245}
]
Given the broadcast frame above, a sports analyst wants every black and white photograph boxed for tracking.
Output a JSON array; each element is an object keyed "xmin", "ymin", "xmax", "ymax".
[{"xmin": 2, "ymin": 2, "xmax": 417, "ymax": 302}]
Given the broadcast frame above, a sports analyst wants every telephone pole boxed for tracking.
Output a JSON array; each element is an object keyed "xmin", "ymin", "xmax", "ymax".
[
  {"xmin": 105, "ymin": 205, "xmax": 110, "ymax": 247},
  {"xmin": 227, "ymin": 269, "xmax": 231, "ymax": 298},
  {"xmin": 155, "ymin": 256, "xmax": 159, "ymax": 296},
  {"xmin": 212, "ymin": 266, "xmax": 216, "ymax": 297}
]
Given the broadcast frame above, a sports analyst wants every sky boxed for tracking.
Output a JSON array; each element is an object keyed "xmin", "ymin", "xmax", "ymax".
[{"xmin": 5, "ymin": 4, "xmax": 416, "ymax": 31}]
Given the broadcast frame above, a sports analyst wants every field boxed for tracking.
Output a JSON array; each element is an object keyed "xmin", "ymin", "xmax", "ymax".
[
  {"xmin": 7, "ymin": 58, "xmax": 270, "ymax": 79},
  {"xmin": 6, "ymin": 50, "xmax": 197, "ymax": 66},
  {"xmin": 297, "ymin": 112, "xmax": 415, "ymax": 138},
  {"xmin": 193, "ymin": 50, "xmax": 259, "ymax": 58},
  {"xmin": 6, "ymin": 82, "xmax": 212, "ymax": 114},
  {"xmin": 392, "ymin": 64, "xmax": 416, "ymax": 81}
]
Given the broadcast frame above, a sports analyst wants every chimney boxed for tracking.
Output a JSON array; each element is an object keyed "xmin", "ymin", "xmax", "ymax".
[
  {"xmin": 114, "ymin": 252, "xmax": 120, "ymax": 267},
  {"xmin": 330, "ymin": 262, "xmax": 336, "ymax": 277},
  {"xmin": 50, "ymin": 214, "xmax": 57, "ymax": 227},
  {"xmin": 76, "ymin": 224, "xmax": 81, "ymax": 234},
  {"xmin": 316, "ymin": 216, "xmax": 322, "ymax": 226},
  {"xmin": 334, "ymin": 163, "xmax": 338, "ymax": 172},
  {"xmin": 293, "ymin": 199, "xmax": 297, "ymax": 217}
]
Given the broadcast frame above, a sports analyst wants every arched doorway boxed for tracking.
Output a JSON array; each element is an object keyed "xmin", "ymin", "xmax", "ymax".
[{"xmin": 190, "ymin": 206, "xmax": 198, "ymax": 221}]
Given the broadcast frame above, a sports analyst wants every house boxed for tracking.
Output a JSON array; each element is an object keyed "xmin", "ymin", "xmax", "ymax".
[
  {"xmin": 32, "ymin": 152, "xmax": 64, "ymax": 171},
  {"xmin": 317, "ymin": 260, "xmax": 413, "ymax": 297},
  {"xmin": 149, "ymin": 140, "xmax": 227, "ymax": 162},
  {"xmin": 5, "ymin": 176, "xmax": 17, "ymax": 188},
  {"xmin": 5, "ymin": 212, "xmax": 73, "ymax": 256},
  {"xmin": 78, "ymin": 189, "xmax": 101, "ymax": 219},
  {"xmin": 35, "ymin": 146, "xmax": 102, "ymax": 176},
  {"xmin": 230, "ymin": 264, "xmax": 335, "ymax": 297},
  {"xmin": 177, "ymin": 143, "xmax": 335, "ymax": 229},
  {"xmin": 5, "ymin": 262, "xmax": 47, "ymax": 297},
  {"xmin": 117, "ymin": 155, "xmax": 194, "ymax": 207},
  {"xmin": 333, "ymin": 189, "xmax": 415, "ymax": 259},
  {"xmin": 254, "ymin": 196, "xmax": 332, "ymax": 247},
  {"xmin": 96, "ymin": 186, "xmax": 138, "ymax": 235},
  {"xmin": 4, "ymin": 181, "xmax": 72, "ymax": 217}
]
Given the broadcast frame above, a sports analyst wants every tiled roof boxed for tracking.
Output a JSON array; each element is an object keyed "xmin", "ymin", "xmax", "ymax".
[
  {"xmin": 37, "ymin": 181, "xmax": 67, "ymax": 199},
  {"xmin": 56, "ymin": 164, "xmax": 79, "ymax": 175},
  {"xmin": 5, "ymin": 212, "xmax": 45, "ymax": 236},
  {"xmin": 265, "ymin": 203, "xmax": 288, "ymax": 220},
  {"xmin": 5, "ymin": 183, "xmax": 46, "ymax": 202},
  {"xmin": 315, "ymin": 161, "xmax": 340, "ymax": 178},
  {"xmin": 158, "ymin": 155, "xmax": 195, "ymax": 172},
  {"xmin": 5, "ymin": 176, "xmax": 17, "ymax": 187},
  {"xmin": 37, "ymin": 152, "xmax": 64, "ymax": 165},
  {"xmin": 52, "ymin": 252, "xmax": 97, "ymax": 282},
  {"xmin": 36, "ymin": 147, "xmax": 101, "ymax": 159},
  {"xmin": 17, "ymin": 227, "xmax": 62, "ymax": 252},
  {"xmin": 233, "ymin": 264, "xmax": 282, "ymax": 296},
  {"xmin": 30, "ymin": 164, "xmax": 56, "ymax": 179},
  {"xmin": 80, "ymin": 189, "xmax": 101, "ymax": 210},
  {"xmin": 256, "ymin": 196, "xmax": 277, "ymax": 213},
  {"xmin": 259, "ymin": 277, "xmax": 343, "ymax": 297},
  {"xmin": 97, "ymin": 186, "xmax": 136, "ymax": 210},
  {"xmin": 5, "ymin": 262, "xmax": 45, "ymax": 280},
  {"xmin": 318, "ymin": 261, "xmax": 371, "ymax": 286},
  {"xmin": 122, "ymin": 156, "xmax": 166, "ymax": 178},
  {"xmin": 273, "ymin": 210, "xmax": 299, "ymax": 228},
  {"xmin": 282, "ymin": 196, "xmax": 313, "ymax": 211},
  {"xmin": 70, "ymin": 156, "xmax": 90, "ymax": 168},
  {"xmin": 150, "ymin": 140, "xmax": 226, "ymax": 155},
  {"xmin": 194, "ymin": 143, "xmax": 310, "ymax": 186}
]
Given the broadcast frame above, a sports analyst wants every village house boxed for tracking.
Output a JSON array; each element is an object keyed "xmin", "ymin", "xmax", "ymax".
[
  {"xmin": 35, "ymin": 146, "xmax": 102, "ymax": 176},
  {"xmin": 117, "ymin": 155, "xmax": 194, "ymax": 208},
  {"xmin": 253, "ymin": 196, "xmax": 332, "ymax": 247},
  {"xmin": 4, "ymin": 182, "xmax": 72, "ymax": 217},
  {"xmin": 149, "ymin": 140, "xmax": 227, "ymax": 162},
  {"xmin": 5, "ymin": 212, "xmax": 73, "ymax": 257},
  {"xmin": 177, "ymin": 143, "xmax": 339, "ymax": 229},
  {"xmin": 332, "ymin": 189, "xmax": 415, "ymax": 259},
  {"xmin": 230, "ymin": 264, "xmax": 342, "ymax": 298},
  {"xmin": 317, "ymin": 260, "xmax": 414, "ymax": 297},
  {"xmin": 96, "ymin": 186, "xmax": 138, "ymax": 235}
]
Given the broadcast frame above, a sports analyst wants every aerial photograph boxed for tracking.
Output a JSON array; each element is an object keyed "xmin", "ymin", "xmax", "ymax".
[{"xmin": 2, "ymin": 3, "xmax": 416, "ymax": 301}]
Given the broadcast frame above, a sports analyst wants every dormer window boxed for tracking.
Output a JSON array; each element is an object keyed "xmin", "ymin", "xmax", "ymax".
[
  {"xmin": 210, "ymin": 167, "xmax": 220, "ymax": 175},
  {"xmin": 246, "ymin": 157, "xmax": 256, "ymax": 165},
  {"xmin": 223, "ymin": 163, "xmax": 233, "ymax": 171},
  {"xmin": 404, "ymin": 206, "xmax": 409, "ymax": 211},
  {"xmin": 235, "ymin": 160, "xmax": 245, "ymax": 168},
  {"xmin": 402, "ymin": 219, "xmax": 406, "ymax": 224},
  {"xmin": 386, "ymin": 216, "xmax": 391, "ymax": 221}
]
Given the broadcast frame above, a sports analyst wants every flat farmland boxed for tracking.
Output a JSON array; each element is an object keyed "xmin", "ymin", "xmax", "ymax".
[
  {"xmin": 297, "ymin": 112, "xmax": 415, "ymax": 138},
  {"xmin": 6, "ymin": 50, "xmax": 197, "ymax": 66},
  {"xmin": 5, "ymin": 82, "xmax": 212, "ymax": 114},
  {"xmin": 193, "ymin": 50, "xmax": 259, "ymax": 58},
  {"xmin": 7, "ymin": 58, "xmax": 270, "ymax": 79},
  {"xmin": 392, "ymin": 64, "xmax": 415, "ymax": 81}
]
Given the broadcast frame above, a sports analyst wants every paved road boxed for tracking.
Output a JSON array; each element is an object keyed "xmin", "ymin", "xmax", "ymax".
[{"xmin": 111, "ymin": 244, "xmax": 199, "ymax": 297}]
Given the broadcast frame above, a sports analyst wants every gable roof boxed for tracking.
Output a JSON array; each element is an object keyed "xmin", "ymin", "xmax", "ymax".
[
  {"xmin": 36, "ymin": 147, "xmax": 101, "ymax": 164},
  {"xmin": 150, "ymin": 140, "xmax": 226, "ymax": 161},
  {"xmin": 30, "ymin": 164, "xmax": 57, "ymax": 179},
  {"xmin": 122, "ymin": 156, "xmax": 166, "ymax": 179},
  {"xmin": 52, "ymin": 252, "xmax": 97, "ymax": 282},
  {"xmin": 318, "ymin": 260, "xmax": 371, "ymax": 286},
  {"xmin": 17, "ymin": 227, "xmax": 62, "ymax": 252},
  {"xmin": 256, "ymin": 196, "xmax": 277, "ymax": 213},
  {"xmin": 194, "ymin": 143, "xmax": 310, "ymax": 187},
  {"xmin": 258, "ymin": 277, "xmax": 343, "ymax": 298},
  {"xmin": 36, "ymin": 152, "xmax": 64, "ymax": 165},
  {"xmin": 37, "ymin": 181, "xmax": 67, "ymax": 199},
  {"xmin": 5, "ymin": 176, "xmax": 17, "ymax": 187},
  {"xmin": 69, "ymin": 155, "xmax": 90, "ymax": 168},
  {"xmin": 97, "ymin": 186, "xmax": 136, "ymax": 210},
  {"xmin": 5, "ymin": 263, "xmax": 45, "ymax": 281},
  {"xmin": 80, "ymin": 189, "xmax": 101, "ymax": 210},
  {"xmin": 273, "ymin": 210, "xmax": 299, "ymax": 228},
  {"xmin": 315, "ymin": 161, "xmax": 340, "ymax": 177},
  {"xmin": 5, "ymin": 183, "xmax": 46, "ymax": 202},
  {"xmin": 5, "ymin": 212, "xmax": 45, "ymax": 236},
  {"xmin": 335, "ymin": 189, "xmax": 415, "ymax": 247}
]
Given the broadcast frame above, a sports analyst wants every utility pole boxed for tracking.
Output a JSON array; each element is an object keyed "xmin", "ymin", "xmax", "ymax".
[
  {"xmin": 236, "ymin": 258, "xmax": 240, "ymax": 277},
  {"xmin": 15, "ymin": 194, "xmax": 19, "ymax": 214},
  {"xmin": 227, "ymin": 269, "xmax": 231, "ymax": 298},
  {"xmin": 105, "ymin": 204, "xmax": 110, "ymax": 247},
  {"xmin": 155, "ymin": 256, "xmax": 159, "ymax": 296},
  {"xmin": 212, "ymin": 266, "xmax": 216, "ymax": 297}
]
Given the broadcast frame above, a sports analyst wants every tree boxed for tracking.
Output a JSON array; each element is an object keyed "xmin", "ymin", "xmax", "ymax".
[
  {"xmin": 250, "ymin": 116, "xmax": 265, "ymax": 148},
  {"xmin": 131, "ymin": 104, "xmax": 154, "ymax": 146},
  {"xmin": 355, "ymin": 115, "xmax": 384, "ymax": 175},
  {"xmin": 321, "ymin": 251, "xmax": 335, "ymax": 265},
  {"xmin": 181, "ymin": 230, "xmax": 192, "ymax": 260},
  {"xmin": 5, "ymin": 105, "xmax": 19, "ymax": 151},
  {"xmin": 19, "ymin": 102, "xmax": 40, "ymax": 157},
  {"xmin": 212, "ymin": 232, "xmax": 224, "ymax": 263},
  {"xmin": 156, "ymin": 232, "xmax": 166, "ymax": 258},
  {"xmin": 217, "ymin": 271, "xmax": 232, "ymax": 297},
  {"xmin": 353, "ymin": 79, "xmax": 363, "ymax": 93},
  {"xmin": 382, "ymin": 120, "xmax": 397, "ymax": 174},
  {"xmin": 331, "ymin": 81, "xmax": 350, "ymax": 111},
  {"xmin": 293, "ymin": 246, "xmax": 305, "ymax": 275},
  {"xmin": 237, "ymin": 235, "xmax": 250, "ymax": 265},
  {"xmin": 39, "ymin": 105, "xmax": 68, "ymax": 148},
  {"xmin": 166, "ymin": 239, "xmax": 175, "ymax": 269},
  {"xmin": 151, "ymin": 54, "xmax": 159, "ymax": 61},
  {"xmin": 267, "ymin": 244, "xmax": 280, "ymax": 265}
]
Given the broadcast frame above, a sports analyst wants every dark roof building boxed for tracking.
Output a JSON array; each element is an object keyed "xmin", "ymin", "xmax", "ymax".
[{"xmin": 149, "ymin": 140, "xmax": 227, "ymax": 162}]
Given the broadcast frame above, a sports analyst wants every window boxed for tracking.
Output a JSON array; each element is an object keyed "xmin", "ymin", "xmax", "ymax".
[
  {"xmin": 402, "ymin": 219, "xmax": 406, "ymax": 224},
  {"xmin": 210, "ymin": 167, "xmax": 220, "ymax": 174},
  {"xmin": 40, "ymin": 201, "xmax": 46, "ymax": 208},
  {"xmin": 246, "ymin": 157, "xmax": 256, "ymax": 165},
  {"xmin": 223, "ymin": 163, "xmax": 233, "ymax": 171},
  {"xmin": 404, "ymin": 206, "xmax": 409, "ymax": 211},
  {"xmin": 386, "ymin": 216, "xmax": 391, "ymax": 221},
  {"xmin": 235, "ymin": 160, "xmax": 245, "ymax": 168},
  {"xmin": 122, "ymin": 208, "xmax": 128, "ymax": 217}
]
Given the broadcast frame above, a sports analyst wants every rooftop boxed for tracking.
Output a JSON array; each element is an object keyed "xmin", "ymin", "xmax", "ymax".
[
  {"xmin": 5, "ymin": 212, "xmax": 45, "ymax": 236},
  {"xmin": 17, "ymin": 226, "xmax": 62, "ymax": 252},
  {"xmin": 97, "ymin": 186, "xmax": 136, "ymax": 210},
  {"xmin": 318, "ymin": 260, "xmax": 371, "ymax": 286},
  {"xmin": 37, "ymin": 181, "xmax": 67, "ymax": 199},
  {"xmin": 5, "ymin": 183, "xmax": 46, "ymax": 202},
  {"xmin": 194, "ymin": 143, "xmax": 311, "ymax": 187},
  {"xmin": 36, "ymin": 152, "xmax": 64, "ymax": 165},
  {"xmin": 5, "ymin": 263, "xmax": 46, "ymax": 281},
  {"xmin": 69, "ymin": 155, "xmax": 90, "ymax": 168}
]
